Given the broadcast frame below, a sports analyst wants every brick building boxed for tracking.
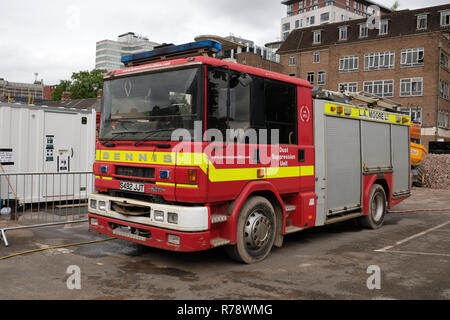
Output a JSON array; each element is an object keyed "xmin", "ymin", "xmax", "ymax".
[{"xmin": 278, "ymin": 4, "xmax": 450, "ymax": 146}]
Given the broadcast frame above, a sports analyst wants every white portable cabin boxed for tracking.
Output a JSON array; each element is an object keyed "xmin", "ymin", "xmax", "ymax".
[{"xmin": 0, "ymin": 103, "xmax": 96, "ymax": 204}]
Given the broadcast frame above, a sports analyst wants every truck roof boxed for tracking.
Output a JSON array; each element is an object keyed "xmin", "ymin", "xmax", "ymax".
[{"xmin": 105, "ymin": 55, "xmax": 313, "ymax": 89}]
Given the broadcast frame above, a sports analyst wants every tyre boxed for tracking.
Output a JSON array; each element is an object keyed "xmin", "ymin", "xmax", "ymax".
[
  {"xmin": 225, "ymin": 196, "xmax": 276, "ymax": 264},
  {"xmin": 358, "ymin": 184, "xmax": 387, "ymax": 229},
  {"xmin": 413, "ymin": 164, "xmax": 425, "ymax": 187}
]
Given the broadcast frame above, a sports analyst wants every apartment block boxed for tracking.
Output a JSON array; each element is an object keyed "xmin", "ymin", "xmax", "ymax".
[
  {"xmin": 280, "ymin": 0, "xmax": 390, "ymax": 40},
  {"xmin": 278, "ymin": 4, "xmax": 450, "ymax": 146}
]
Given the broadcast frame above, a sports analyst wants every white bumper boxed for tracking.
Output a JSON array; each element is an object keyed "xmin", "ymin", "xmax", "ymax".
[{"xmin": 88, "ymin": 193, "xmax": 209, "ymax": 232}]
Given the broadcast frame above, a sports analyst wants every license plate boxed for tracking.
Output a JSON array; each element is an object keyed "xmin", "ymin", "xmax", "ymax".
[{"xmin": 119, "ymin": 181, "xmax": 145, "ymax": 193}]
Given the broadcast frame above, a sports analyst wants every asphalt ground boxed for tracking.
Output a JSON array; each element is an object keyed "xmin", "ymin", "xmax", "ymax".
[{"xmin": 0, "ymin": 187, "xmax": 449, "ymax": 300}]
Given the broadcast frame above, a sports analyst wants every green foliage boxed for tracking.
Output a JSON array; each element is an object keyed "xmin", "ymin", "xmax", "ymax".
[
  {"xmin": 51, "ymin": 69, "xmax": 107, "ymax": 101},
  {"xmin": 50, "ymin": 80, "xmax": 72, "ymax": 101},
  {"xmin": 390, "ymin": 1, "xmax": 399, "ymax": 11},
  {"xmin": 70, "ymin": 69, "xmax": 106, "ymax": 99}
]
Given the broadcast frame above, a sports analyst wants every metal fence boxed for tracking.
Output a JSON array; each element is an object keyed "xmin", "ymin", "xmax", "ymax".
[{"xmin": 0, "ymin": 171, "xmax": 94, "ymax": 246}]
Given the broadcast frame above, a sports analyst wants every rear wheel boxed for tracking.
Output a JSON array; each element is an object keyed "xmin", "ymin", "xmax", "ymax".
[
  {"xmin": 358, "ymin": 184, "xmax": 387, "ymax": 229},
  {"xmin": 225, "ymin": 196, "xmax": 276, "ymax": 264}
]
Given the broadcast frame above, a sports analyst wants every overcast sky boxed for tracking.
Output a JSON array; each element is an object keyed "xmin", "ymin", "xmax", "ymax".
[{"xmin": 0, "ymin": 0, "xmax": 448, "ymax": 85}]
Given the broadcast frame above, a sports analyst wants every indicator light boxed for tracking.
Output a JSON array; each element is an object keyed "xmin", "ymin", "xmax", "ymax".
[
  {"xmin": 257, "ymin": 168, "xmax": 265, "ymax": 178},
  {"xmin": 101, "ymin": 166, "xmax": 108, "ymax": 173},
  {"xmin": 90, "ymin": 199, "xmax": 97, "ymax": 209},
  {"xmin": 188, "ymin": 169, "xmax": 197, "ymax": 184},
  {"xmin": 337, "ymin": 106, "xmax": 343, "ymax": 114}
]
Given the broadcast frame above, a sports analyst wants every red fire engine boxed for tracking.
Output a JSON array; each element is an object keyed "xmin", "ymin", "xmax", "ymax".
[{"xmin": 88, "ymin": 40, "xmax": 411, "ymax": 263}]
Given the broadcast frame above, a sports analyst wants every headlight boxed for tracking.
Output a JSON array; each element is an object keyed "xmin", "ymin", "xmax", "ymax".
[
  {"xmin": 90, "ymin": 199, "xmax": 97, "ymax": 209},
  {"xmin": 98, "ymin": 201, "xmax": 107, "ymax": 211},
  {"xmin": 167, "ymin": 212, "xmax": 178, "ymax": 224},
  {"xmin": 154, "ymin": 210, "xmax": 164, "ymax": 222}
]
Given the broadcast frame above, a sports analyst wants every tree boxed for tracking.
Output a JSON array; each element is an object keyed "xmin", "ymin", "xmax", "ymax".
[
  {"xmin": 390, "ymin": 1, "xmax": 400, "ymax": 11},
  {"xmin": 70, "ymin": 69, "xmax": 106, "ymax": 99},
  {"xmin": 50, "ymin": 69, "xmax": 107, "ymax": 101},
  {"xmin": 51, "ymin": 80, "xmax": 72, "ymax": 101}
]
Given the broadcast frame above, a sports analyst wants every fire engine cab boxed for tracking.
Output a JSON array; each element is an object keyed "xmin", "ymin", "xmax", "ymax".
[{"xmin": 88, "ymin": 40, "xmax": 411, "ymax": 263}]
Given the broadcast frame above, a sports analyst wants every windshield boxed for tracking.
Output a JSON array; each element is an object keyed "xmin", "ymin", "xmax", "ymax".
[{"xmin": 99, "ymin": 66, "xmax": 202, "ymax": 141}]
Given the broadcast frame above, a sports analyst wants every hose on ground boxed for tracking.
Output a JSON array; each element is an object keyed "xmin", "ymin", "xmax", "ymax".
[
  {"xmin": 388, "ymin": 208, "xmax": 450, "ymax": 213},
  {"xmin": 0, "ymin": 237, "xmax": 115, "ymax": 261}
]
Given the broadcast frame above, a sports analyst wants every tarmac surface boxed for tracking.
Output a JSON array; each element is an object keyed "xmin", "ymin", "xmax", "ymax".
[{"xmin": 0, "ymin": 187, "xmax": 449, "ymax": 300}]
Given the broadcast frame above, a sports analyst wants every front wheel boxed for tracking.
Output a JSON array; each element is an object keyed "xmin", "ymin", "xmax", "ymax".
[
  {"xmin": 358, "ymin": 184, "xmax": 387, "ymax": 229},
  {"xmin": 225, "ymin": 196, "xmax": 276, "ymax": 264}
]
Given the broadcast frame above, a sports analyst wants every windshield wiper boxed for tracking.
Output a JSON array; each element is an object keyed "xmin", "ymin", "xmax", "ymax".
[
  {"xmin": 101, "ymin": 131, "xmax": 142, "ymax": 147},
  {"xmin": 134, "ymin": 129, "xmax": 177, "ymax": 147}
]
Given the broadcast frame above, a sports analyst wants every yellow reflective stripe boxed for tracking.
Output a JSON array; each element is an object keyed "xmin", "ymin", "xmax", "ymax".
[
  {"xmin": 102, "ymin": 177, "xmax": 113, "ymax": 180},
  {"xmin": 155, "ymin": 182, "xmax": 175, "ymax": 187},
  {"xmin": 155, "ymin": 182, "xmax": 198, "ymax": 189},
  {"xmin": 300, "ymin": 165, "xmax": 314, "ymax": 177},
  {"xmin": 176, "ymin": 184, "xmax": 198, "ymax": 189},
  {"xmin": 95, "ymin": 176, "xmax": 100, "ymax": 179},
  {"xmin": 324, "ymin": 102, "xmax": 411, "ymax": 126},
  {"xmin": 96, "ymin": 151, "xmax": 314, "ymax": 182}
]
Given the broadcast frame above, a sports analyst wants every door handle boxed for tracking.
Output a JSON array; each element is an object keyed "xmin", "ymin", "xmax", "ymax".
[{"xmin": 71, "ymin": 148, "xmax": 74, "ymax": 158}]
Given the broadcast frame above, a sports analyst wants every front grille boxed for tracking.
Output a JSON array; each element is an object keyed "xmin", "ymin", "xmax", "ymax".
[{"xmin": 115, "ymin": 166, "xmax": 155, "ymax": 179}]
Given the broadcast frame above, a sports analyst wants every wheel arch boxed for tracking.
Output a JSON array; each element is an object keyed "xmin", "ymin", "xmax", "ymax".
[{"xmin": 224, "ymin": 181, "xmax": 285, "ymax": 247}]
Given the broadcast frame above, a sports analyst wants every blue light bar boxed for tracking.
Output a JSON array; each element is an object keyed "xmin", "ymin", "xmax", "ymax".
[{"xmin": 121, "ymin": 40, "xmax": 222, "ymax": 64}]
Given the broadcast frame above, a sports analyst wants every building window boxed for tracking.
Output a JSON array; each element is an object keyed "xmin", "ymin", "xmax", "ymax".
[
  {"xmin": 364, "ymin": 51, "xmax": 395, "ymax": 71},
  {"xmin": 282, "ymin": 22, "xmax": 290, "ymax": 32},
  {"xmin": 318, "ymin": 71, "xmax": 326, "ymax": 85},
  {"xmin": 441, "ymin": 51, "xmax": 449, "ymax": 70},
  {"xmin": 400, "ymin": 78, "xmax": 423, "ymax": 97},
  {"xmin": 339, "ymin": 55, "xmax": 359, "ymax": 72},
  {"xmin": 320, "ymin": 12, "xmax": 330, "ymax": 24},
  {"xmin": 363, "ymin": 80, "xmax": 394, "ymax": 98},
  {"xmin": 417, "ymin": 14, "xmax": 427, "ymax": 30},
  {"xmin": 339, "ymin": 26, "xmax": 348, "ymax": 41},
  {"xmin": 359, "ymin": 24, "xmax": 368, "ymax": 38},
  {"xmin": 313, "ymin": 31, "xmax": 321, "ymax": 44},
  {"xmin": 440, "ymin": 79, "xmax": 449, "ymax": 100},
  {"xmin": 307, "ymin": 72, "xmax": 315, "ymax": 85},
  {"xmin": 339, "ymin": 82, "xmax": 358, "ymax": 93},
  {"xmin": 289, "ymin": 55, "xmax": 296, "ymax": 66},
  {"xmin": 441, "ymin": 10, "xmax": 450, "ymax": 27},
  {"xmin": 400, "ymin": 107, "xmax": 423, "ymax": 124},
  {"xmin": 313, "ymin": 51, "xmax": 320, "ymax": 63},
  {"xmin": 295, "ymin": 20, "xmax": 300, "ymax": 29},
  {"xmin": 289, "ymin": 73, "xmax": 296, "ymax": 77},
  {"xmin": 438, "ymin": 110, "xmax": 450, "ymax": 129},
  {"xmin": 310, "ymin": 16, "xmax": 315, "ymax": 25},
  {"xmin": 379, "ymin": 20, "xmax": 388, "ymax": 35},
  {"xmin": 401, "ymin": 48, "xmax": 424, "ymax": 67},
  {"xmin": 287, "ymin": 4, "xmax": 294, "ymax": 15}
]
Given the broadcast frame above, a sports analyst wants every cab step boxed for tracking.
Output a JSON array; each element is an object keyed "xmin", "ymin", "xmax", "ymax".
[
  {"xmin": 211, "ymin": 214, "xmax": 228, "ymax": 224},
  {"xmin": 284, "ymin": 226, "xmax": 303, "ymax": 234},
  {"xmin": 210, "ymin": 238, "xmax": 230, "ymax": 247}
]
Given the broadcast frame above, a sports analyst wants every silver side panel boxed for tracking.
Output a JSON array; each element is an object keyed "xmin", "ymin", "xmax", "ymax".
[
  {"xmin": 313, "ymin": 99, "xmax": 410, "ymax": 227},
  {"xmin": 325, "ymin": 116, "xmax": 362, "ymax": 214},
  {"xmin": 391, "ymin": 124, "xmax": 410, "ymax": 195},
  {"xmin": 361, "ymin": 121, "xmax": 391, "ymax": 171}
]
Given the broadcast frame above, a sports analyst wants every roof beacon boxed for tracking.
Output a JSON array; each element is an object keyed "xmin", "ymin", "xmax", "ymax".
[{"xmin": 121, "ymin": 40, "xmax": 223, "ymax": 67}]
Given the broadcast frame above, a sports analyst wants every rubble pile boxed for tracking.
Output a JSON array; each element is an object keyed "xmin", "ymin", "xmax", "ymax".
[{"xmin": 423, "ymin": 154, "xmax": 450, "ymax": 190}]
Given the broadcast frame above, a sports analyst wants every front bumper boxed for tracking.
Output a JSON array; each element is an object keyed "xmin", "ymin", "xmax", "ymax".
[
  {"xmin": 88, "ymin": 192, "xmax": 209, "ymax": 232},
  {"xmin": 89, "ymin": 213, "xmax": 212, "ymax": 252}
]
